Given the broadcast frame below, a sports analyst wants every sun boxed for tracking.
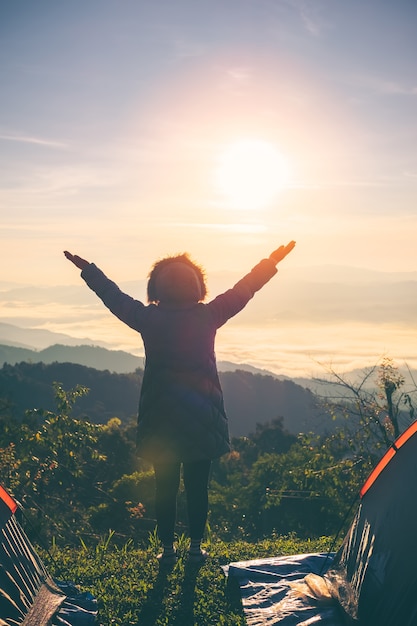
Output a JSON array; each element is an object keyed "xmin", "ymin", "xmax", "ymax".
[{"xmin": 214, "ymin": 139, "xmax": 290, "ymax": 210}]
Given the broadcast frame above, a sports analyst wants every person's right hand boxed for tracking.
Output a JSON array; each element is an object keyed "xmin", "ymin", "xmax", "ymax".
[
  {"xmin": 63, "ymin": 251, "xmax": 89, "ymax": 270},
  {"xmin": 269, "ymin": 241, "xmax": 296, "ymax": 265}
]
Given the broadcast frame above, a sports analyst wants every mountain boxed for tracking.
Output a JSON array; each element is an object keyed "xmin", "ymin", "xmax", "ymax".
[
  {"xmin": 220, "ymin": 369, "xmax": 329, "ymax": 436},
  {"xmin": 0, "ymin": 341, "xmax": 276, "ymax": 377},
  {"xmin": 0, "ymin": 342, "xmax": 144, "ymax": 374},
  {"xmin": 0, "ymin": 321, "xmax": 114, "ymax": 351},
  {"xmin": 2, "ymin": 341, "xmax": 414, "ymax": 399},
  {"xmin": 3, "ymin": 324, "xmax": 417, "ymax": 398},
  {"xmin": 0, "ymin": 360, "xmax": 333, "ymax": 437}
]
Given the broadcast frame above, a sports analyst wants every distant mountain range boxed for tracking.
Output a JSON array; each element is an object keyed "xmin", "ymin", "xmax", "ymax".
[
  {"xmin": 0, "ymin": 321, "xmax": 113, "ymax": 351},
  {"xmin": 0, "ymin": 339, "xmax": 300, "ymax": 383},
  {"xmin": 0, "ymin": 341, "xmax": 144, "ymax": 374},
  {"xmin": 1, "ymin": 321, "xmax": 416, "ymax": 397},
  {"xmin": 2, "ymin": 321, "xmax": 416, "ymax": 438},
  {"xmin": 0, "ymin": 321, "xmax": 283, "ymax": 375},
  {"xmin": 0, "ymin": 323, "xmax": 339, "ymax": 410}
]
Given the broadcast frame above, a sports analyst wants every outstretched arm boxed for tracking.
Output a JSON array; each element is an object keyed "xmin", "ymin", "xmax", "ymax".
[
  {"xmin": 208, "ymin": 240, "xmax": 296, "ymax": 327},
  {"xmin": 269, "ymin": 240, "xmax": 296, "ymax": 265},
  {"xmin": 63, "ymin": 251, "xmax": 146, "ymax": 332},
  {"xmin": 63, "ymin": 251, "xmax": 90, "ymax": 271}
]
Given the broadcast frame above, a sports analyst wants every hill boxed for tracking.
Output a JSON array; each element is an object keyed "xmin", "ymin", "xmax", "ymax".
[
  {"xmin": 2, "ymin": 340, "xmax": 407, "ymax": 397},
  {"xmin": 0, "ymin": 342, "xmax": 144, "ymax": 373},
  {"xmin": 0, "ymin": 360, "xmax": 333, "ymax": 437},
  {"xmin": 0, "ymin": 341, "xmax": 275, "ymax": 376},
  {"xmin": 0, "ymin": 321, "xmax": 109, "ymax": 351}
]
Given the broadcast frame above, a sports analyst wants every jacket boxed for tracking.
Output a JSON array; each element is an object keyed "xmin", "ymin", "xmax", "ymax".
[{"xmin": 81, "ymin": 258, "xmax": 278, "ymax": 463}]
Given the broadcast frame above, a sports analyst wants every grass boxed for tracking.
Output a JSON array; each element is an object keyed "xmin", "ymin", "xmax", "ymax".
[{"xmin": 39, "ymin": 533, "xmax": 336, "ymax": 625}]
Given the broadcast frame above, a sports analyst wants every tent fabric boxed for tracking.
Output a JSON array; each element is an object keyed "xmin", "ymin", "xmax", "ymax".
[
  {"xmin": 226, "ymin": 420, "xmax": 417, "ymax": 626},
  {"xmin": 359, "ymin": 418, "xmax": 417, "ymax": 497},
  {"xmin": 324, "ymin": 420, "xmax": 417, "ymax": 625},
  {"xmin": 0, "ymin": 485, "xmax": 98, "ymax": 626},
  {"xmin": 20, "ymin": 580, "xmax": 66, "ymax": 626},
  {"xmin": 224, "ymin": 552, "xmax": 343, "ymax": 625},
  {"xmin": 0, "ymin": 485, "xmax": 17, "ymax": 518},
  {"xmin": 51, "ymin": 582, "xmax": 97, "ymax": 626}
]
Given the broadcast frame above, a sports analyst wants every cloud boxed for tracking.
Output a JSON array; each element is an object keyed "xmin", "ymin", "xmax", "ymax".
[
  {"xmin": 354, "ymin": 75, "xmax": 417, "ymax": 96},
  {"xmin": 286, "ymin": 0, "xmax": 330, "ymax": 37},
  {"xmin": 0, "ymin": 133, "xmax": 68, "ymax": 149},
  {"xmin": 226, "ymin": 66, "xmax": 253, "ymax": 84}
]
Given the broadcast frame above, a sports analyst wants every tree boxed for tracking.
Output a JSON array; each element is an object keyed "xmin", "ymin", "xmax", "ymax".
[
  {"xmin": 315, "ymin": 358, "xmax": 417, "ymax": 457},
  {"xmin": 208, "ymin": 418, "xmax": 297, "ymax": 540},
  {"xmin": 5, "ymin": 383, "xmax": 105, "ymax": 543},
  {"xmin": 88, "ymin": 469, "xmax": 154, "ymax": 539},
  {"xmin": 246, "ymin": 431, "xmax": 372, "ymax": 538}
]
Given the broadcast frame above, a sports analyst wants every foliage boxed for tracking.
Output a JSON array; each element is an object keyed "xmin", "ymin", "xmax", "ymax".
[
  {"xmin": 88, "ymin": 469, "xmax": 156, "ymax": 539},
  {"xmin": 0, "ymin": 383, "xmax": 141, "ymax": 545},
  {"xmin": 316, "ymin": 358, "xmax": 417, "ymax": 456},
  {"xmin": 2, "ymin": 378, "xmax": 337, "ymax": 546},
  {"xmin": 232, "ymin": 417, "xmax": 297, "ymax": 465},
  {"xmin": 0, "ymin": 383, "xmax": 104, "ymax": 542},
  {"xmin": 208, "ymin": 418, "xmax": 296, "ymax": 541},
  {"xmin": 40, "ymin": 533, "xmax": 336, "ymax": 626},
  {"xmin": 246, "ymin": 432, "xmax": 372, "ymax": 538},
  {"xmin": 2, "ymin": 358, "xmax": 415, "ymax": 549},
  {"xmin": 208, "ymin": 416, "xmax": 370, "ymax": 541}
]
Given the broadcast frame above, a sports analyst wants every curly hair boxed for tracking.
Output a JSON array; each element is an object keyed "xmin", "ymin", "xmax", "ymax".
[{"xmin": 147, "ymin": 253, "xmax": 207, "ymax": 304}]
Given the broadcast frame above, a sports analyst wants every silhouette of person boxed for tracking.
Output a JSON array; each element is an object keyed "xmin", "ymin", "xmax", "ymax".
[{"xmin": 64, "ymin": 241, "xmax": 295, "ymax": 564}]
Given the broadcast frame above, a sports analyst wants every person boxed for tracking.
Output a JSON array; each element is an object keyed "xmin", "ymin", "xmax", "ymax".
[{"xmin": 64, "ymin": 241, "xmax": 295, "ymax": 565}]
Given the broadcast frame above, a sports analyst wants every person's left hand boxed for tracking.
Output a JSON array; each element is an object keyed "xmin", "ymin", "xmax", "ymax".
[
  {"xmin": 269, "ymin": 240, "xmax": 296, "ymax": 265},
  {"xmin": 63, "ymin": 251, "xmax": 90, "ymax": 270}
]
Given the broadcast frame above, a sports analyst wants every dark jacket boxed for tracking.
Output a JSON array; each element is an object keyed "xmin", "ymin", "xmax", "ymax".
[{"xmin": 81, "ymin": 258, "xmax": 278, "ymax": 463}]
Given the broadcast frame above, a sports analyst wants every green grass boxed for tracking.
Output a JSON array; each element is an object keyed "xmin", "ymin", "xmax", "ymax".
[{"xmin": 41, "ymin": 534, "xmax": 336, "ymax": 626}]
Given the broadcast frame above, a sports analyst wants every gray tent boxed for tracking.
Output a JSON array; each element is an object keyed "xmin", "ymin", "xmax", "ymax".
[
  {"xmin": 0, "ymin": 484, "xmax": 97, "ymax": 625},
  {"xmin": 226, "ymin": 420, "xmax": 417, "ymax": 625}
]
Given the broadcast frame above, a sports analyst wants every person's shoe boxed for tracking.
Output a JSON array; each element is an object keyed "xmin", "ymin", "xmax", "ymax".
[
  {"xmin": 188, "ymin": 548, "xmax": 208, "ymax": 564},
  {"xmin": 157, "ymin": 550, "xmax": 178, "ymax": 567}
]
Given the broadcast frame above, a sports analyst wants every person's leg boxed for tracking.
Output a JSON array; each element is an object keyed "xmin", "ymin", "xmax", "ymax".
[
  {"xmin": 183, "ymin": 459, "xmax": 211, "ymax": 559},
  {"xmin": 153, "ymin": 461, "xmax": 181, "ymax": 560}
]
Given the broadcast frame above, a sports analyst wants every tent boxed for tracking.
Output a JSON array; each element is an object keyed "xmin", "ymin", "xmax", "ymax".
[
  {"xmin": 226, "ymin": 419, "xmax": 417, "ymax": 625},
  {"xmin": 0, "ymin": 484, "xmax": 97, "ymax": 625}
]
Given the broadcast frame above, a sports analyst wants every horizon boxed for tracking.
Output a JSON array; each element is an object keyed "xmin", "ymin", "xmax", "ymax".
[
  {"xmin": 1, "ymin": 262, "xmax": 416, "ymax": 379},
  {"xmin": 1, "ymin": 320, "xmax": 417, "ymax": 388}
]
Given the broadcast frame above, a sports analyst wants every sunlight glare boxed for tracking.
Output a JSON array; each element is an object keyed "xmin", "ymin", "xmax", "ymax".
[{"xmin": 214, "ymin": 139, "xmax": 290, "ymax": 210}]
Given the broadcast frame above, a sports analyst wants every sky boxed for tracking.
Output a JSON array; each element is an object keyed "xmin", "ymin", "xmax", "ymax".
[{"xmin": 1, "ymin": 0, "xmax": 417, "ymax": 378}]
